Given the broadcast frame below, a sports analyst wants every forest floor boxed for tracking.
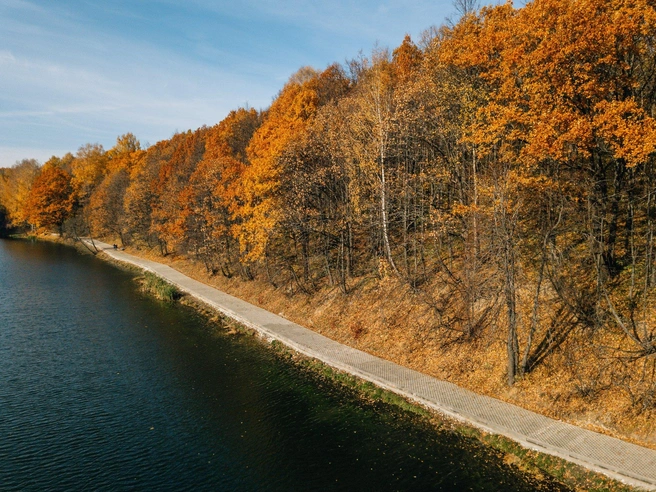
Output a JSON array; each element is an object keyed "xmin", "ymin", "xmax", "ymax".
[{"xmin": 93, "ymin": 241, "xmax": 656, "ymax": 455}]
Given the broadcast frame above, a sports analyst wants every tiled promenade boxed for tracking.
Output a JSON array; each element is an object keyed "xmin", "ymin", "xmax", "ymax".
[{"xmin": 87, "ymin": 239, "xmax": 656, "ymax": 490}]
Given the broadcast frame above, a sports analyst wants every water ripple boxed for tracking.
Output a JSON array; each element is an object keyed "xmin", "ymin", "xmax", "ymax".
[{"xmin": 0, "ymin": 240, "xmax": 567, "ymax": 491}]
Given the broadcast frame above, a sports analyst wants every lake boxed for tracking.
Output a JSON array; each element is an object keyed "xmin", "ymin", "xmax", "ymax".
[{"xmin": 0, "ymin": 238, "xmax": 567, "ymax": 491}]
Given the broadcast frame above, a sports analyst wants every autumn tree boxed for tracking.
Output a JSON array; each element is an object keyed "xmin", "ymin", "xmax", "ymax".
[
  {"xmin": 344, "ymin": 50, "xmax": 401, "ymax": 274},
  {"xmin": 270, "ymin": 65, "xmax": 351, "ymax": 287},
  {"xmin": 235, "ymin": 64, "xmax": 349, "ymax": 286},
  {"xmin": 234, "ymin": 70, "xmax": 318, "ymax": 265},
  {"xmin": 24, "ymin": 164, "xmax": 74, "ymax": 233},
  {"xmin": 337, "ymin": 39, "xmax": 429, "ymax": 281},
  {"xmin": 0, "ymin": 159, "xmax": 40, "ymax": 228},
  {"xmin": 123, "ymin": 144, "xmax": 161, "ymax": 247},
  {"xmin": 45, "ymin": 153, "xmax": 75, "ymax": 174},
  {"xmin": 179, "ymin": 108, "xmax": 260, "ymax": 276},
  {"xmin": 71, "ymin": 143, "xmax": 108, "ymax": 204},
  {"xmin": 149, "ymin": 129, "xmax": 208, "ymax": 254},
  {"xmin": 88, "ymin": 134, "xmax": 143, "ymax": 244}
]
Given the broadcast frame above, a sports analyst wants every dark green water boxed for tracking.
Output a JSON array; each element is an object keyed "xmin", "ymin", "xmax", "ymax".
[{"xmin": 0, "ymin": 239, "xmax": 568, "ymax": 491}]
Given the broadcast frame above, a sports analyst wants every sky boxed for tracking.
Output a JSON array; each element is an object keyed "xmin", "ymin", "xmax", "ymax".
[{"xmin": 0, "ymin": 0, "xmax": 459, "ymax": 167}]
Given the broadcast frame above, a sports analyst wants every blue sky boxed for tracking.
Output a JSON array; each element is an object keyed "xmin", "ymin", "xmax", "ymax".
[{"xmin": 0, "ymin": 0, "xmax": 458, "ymax": 167}]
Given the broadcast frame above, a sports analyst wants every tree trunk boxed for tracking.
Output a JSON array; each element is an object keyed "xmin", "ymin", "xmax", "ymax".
[
  {"xmin": 495, "ymin": 179, "xmax": 519, "ymax": 386},
  {"xmin": 380, "ymin": 160, "xmax": 398, "ymax": 274}
]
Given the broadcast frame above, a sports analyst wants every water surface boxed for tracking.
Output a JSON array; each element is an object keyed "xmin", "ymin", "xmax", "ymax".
[{"xmin": 0, "ymin": 239, "xmax": 567, "ymax": 491}]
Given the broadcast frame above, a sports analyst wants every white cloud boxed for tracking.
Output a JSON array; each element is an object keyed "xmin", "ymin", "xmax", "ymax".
[
  {"xmin": 0, "ymin": 0, "xmax": 455, "ymax": 164},
  {"xmin": 0, "ymin": 50, "xmax": 16, "ymax": 64},
  {"xmin": 0, "ymin": 0, "xmax": 46, "ymax": 14},
  {"xmin": 0, "ymin": 110, "xmax": 53, "ymax": 117}
]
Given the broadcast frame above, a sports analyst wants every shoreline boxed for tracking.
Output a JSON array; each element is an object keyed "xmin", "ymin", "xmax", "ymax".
[
  {"xmin": 25, "ymin": 233, "xmax": 656, "ymax": 450},
  {"xmin": 77, "ymin": 237, "xmax": 656, "ymax": 491}
]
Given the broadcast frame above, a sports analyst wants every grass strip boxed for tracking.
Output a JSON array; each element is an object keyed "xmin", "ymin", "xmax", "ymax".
[{"xmin": 140, "ymin": 271, "xmax": 181, "ymax": 301}]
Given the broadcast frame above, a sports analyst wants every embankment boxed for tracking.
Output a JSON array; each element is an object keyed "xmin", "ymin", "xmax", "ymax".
[{"xmin": 82, "ymin": 238, "xmax": 656, "ymax": 491}]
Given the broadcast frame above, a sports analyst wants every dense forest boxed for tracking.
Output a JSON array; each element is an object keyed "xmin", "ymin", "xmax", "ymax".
[{"xmin": 3, "ymin": 0, "xmax": 656, "ymax": 434}]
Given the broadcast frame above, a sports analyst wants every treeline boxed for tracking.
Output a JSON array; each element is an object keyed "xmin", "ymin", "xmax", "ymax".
[{"xmin": 2, "ymin": 0, "xmax": 656, "ymax": 407}]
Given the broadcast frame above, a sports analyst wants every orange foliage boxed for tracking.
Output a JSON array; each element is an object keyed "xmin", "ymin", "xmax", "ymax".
[
  {"xmin": 392, "ymin": 34, "xmax": 422, "ymax": 83},
  {"xmin": 440, "ymin": 0, "xmax": 656, "ymax": 169},
  {"xmin": 177, "ymin": 108, "xmax": 259, "ymax": 269},
  {"xmin": 71, "ymin": 143, "xmax": 108, "ymax": 204},
  {"xmin": 0, "ymin": 159, "xmax": 39, "ymax": 227},
  {"xmin": 24, "ymin": 164, "xmax": 74, "ymax": 232},
  {"xmin": 150, "ymin": 129, "xmax": 207, "ymax": 251},
  {"xmin": 235, "ymin": 66, "xmax": 349, "ymax": 261}
]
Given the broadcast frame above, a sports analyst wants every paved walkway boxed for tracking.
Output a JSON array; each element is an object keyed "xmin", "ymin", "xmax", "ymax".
[{"xmin": 86, "ymin": 239, "xmax": 656, "ymax": 490}]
